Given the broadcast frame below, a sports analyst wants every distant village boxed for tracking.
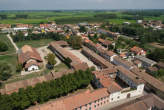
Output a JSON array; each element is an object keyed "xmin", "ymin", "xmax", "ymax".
[{"xmin": 0, "ymin": 20, "xmax": 164, "ymax": 110}]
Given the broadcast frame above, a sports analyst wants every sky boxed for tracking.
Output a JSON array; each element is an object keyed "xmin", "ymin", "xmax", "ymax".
[{"xmin": 0, "ymin": 0, "xmax": 164, "ymax": 10}]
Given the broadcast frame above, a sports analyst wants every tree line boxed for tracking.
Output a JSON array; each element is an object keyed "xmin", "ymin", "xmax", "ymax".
[
  {"xmin": 0, "ymin": 69, "xmax": 94, "ymax": 110},
  {"xmin": 122, "ymin": 10, "xmax": 164, "ymax": 17},
  {"xmin": 147, "ymin": 48, "xmax": 164, "ymax": 62},
  {"xmin": 94, "ymin": 14, "xmax": 118, "ymax": 19},
  {"xmin": 109, "ymin": 23, "xmax": 164, "ymax": 44},
  {"xmin": 0, "ymin": 63, "xmax": 12, "ymax": 88},
  {"xmin": 12, "ymin": 32, "xmax": 65, "ymax": 42}
]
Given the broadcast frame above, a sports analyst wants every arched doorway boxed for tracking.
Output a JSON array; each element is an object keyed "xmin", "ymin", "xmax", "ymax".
[{"xmin": 127, "ymin": 93, "xmax": 131, "ymax": 98}]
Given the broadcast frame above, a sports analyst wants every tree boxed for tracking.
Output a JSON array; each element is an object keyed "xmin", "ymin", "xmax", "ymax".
[
  {"xmin": 0, "ymin": 69, "xmax": 94, "ymax": 110},
  {"xmin": 147, "ymin": 48, "xmax": 164, "ymax": 62},
  {"xmin": 69, "ymin": 36, "xmax": 82, "ymax": 49},
  {"xmin": 47, "ymin": 53, "xmax": 56, "ymax": 69},
  {"xmin": 0, "ymin": 41, "xmax": 8, "ymax": 52},
  {"xmin": 16, "ymin": 63, "xmax": 23, "ymax": 72},
  {"xmin": 0, "ymin": 63, "xmax": 12, "ymax": 81},
  {"xmin": 79, "ymin": 26, "xmax": 86, "ymax": 32},
  {"xmin": 64, "ymin": 57, "xmax": 72, "ymax": 68}
]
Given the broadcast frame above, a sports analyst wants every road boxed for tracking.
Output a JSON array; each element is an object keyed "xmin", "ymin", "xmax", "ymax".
[{"xmin": 7, "ymin": 34, "xmax": 19, "ymax": 52}]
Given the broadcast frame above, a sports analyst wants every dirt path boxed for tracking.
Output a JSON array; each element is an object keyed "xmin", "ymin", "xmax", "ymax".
[
  {"xmin": 7, "ymin": 34, "xmax": 19, "ymax": 52},
  {"xmin": 150, "ymin": 42, "xmax": 164, "ymax": 49}
]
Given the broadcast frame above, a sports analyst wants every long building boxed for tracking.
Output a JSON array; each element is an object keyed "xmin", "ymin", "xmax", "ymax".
[
  {"xmin": 49, "ymin": 41, "xmax": 88, "ymax": 71},
  {"xmin": 27, "ymin": 88, "xmax": 110, "ymax": 110},
  {"xmin": 84, "ymin": 39, "xmax": 134, "ymax": 70},
  {"xmin": 82, "ymin": 46, "xmax": 114, "ymax": 69},
  {"xmin": 111, "ymin": 94, "xmax": 164, "ymax": 110},
  {"xmin": 27, "ymin": 66, "xmax": 145, "ymax": 110},
  {"xmin": 131, "ymin": 67, "xmax": 164, "ymax": 99},
  {"xmin": 92, "ymin": 66, "xmax": 145, "ymax": 103}
]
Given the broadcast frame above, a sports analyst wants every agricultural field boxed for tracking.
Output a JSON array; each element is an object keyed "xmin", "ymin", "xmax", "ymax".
[
  {"xmin": 16, "ymin": 38, "xmax": 54, "ymax": 48},
  {"xmin": 1, "ymin": 10, "xmax": 163, "ymax": 25}
]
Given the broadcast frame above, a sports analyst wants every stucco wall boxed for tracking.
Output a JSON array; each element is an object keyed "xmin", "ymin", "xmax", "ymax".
[
  {"xmin": 28, "ymin": 65, "xmax": 39, "ymax": 71},
  {"xmin": 109, "ymin": 84, "xmax": 144, "ymax": 103}
]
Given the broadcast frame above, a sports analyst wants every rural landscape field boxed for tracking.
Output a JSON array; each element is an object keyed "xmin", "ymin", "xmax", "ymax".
[{"xmin": 0, "ymin": 6, "xmax": 164, "ymax": 110}]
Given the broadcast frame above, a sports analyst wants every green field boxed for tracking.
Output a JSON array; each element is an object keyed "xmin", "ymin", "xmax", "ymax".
[
  {"xmin": 0, "ymin": 54, "xmax": 17, "ymax": 75},
  {"xmin": 0, "ymin": 34, "xmax": 15, "ymax": 54},
  {"xmin": 109, "ymin": 19, "xmax": 136, "ymax": 24},
  {"xmin": 16, "ymin": 38, "xmax": 54, "ymax": 48},
  {"xmin": 54, "ymin": 62, "xmax": 69, "ymax": 72},
  {"xmin": 0, "ymin": 11, "xmax": 164, "ymax": 24}
]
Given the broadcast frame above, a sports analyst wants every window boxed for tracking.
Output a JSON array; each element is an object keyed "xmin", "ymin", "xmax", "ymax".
[
  {"xmin": 104, "ymin": 101, "xmax": 106, "ymax": 104},
  {"xmin": 111, "ymin": 98, "xmax": 113, "ymax": 100},
  {"xmin": 117, "ymin": 96, "xmax": 120, "ymax": 99},
  {"xmin": 94, "ymin": 105, "xmax": 96, "ymax": 108},
  {"xmin": 89, "ymin": 107, "xmax": 91, "ymax": 110},
  {"xmin": 107, "ymin": 100, "xmax": 109, "ymax": 102}
]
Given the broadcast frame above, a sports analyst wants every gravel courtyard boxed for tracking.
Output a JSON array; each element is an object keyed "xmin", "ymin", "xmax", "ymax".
[{"xmin": 64, "ymin": 47, "xmax": 99, "ymax": 70}]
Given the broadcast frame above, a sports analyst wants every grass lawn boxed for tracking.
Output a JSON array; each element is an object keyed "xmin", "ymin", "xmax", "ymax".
[
  {"xmin": 16, "ymin": 39, "xmax": 54, "ymax": 48},
  {"xmin": 5, "ymin": 68, "xmax": 51, "ymax": 84},
  {"xmin": 54, "ymin": 62, "xmax": 69, "ymax": 72},
  {"xmin": 158, "ymin": 76, "xmax": 164, "ymax": 83},
  {"xmin": 0, "ymin": 54, "xmax": 17, "ymax": 75},
  {"xmin": 0, "ymin": 34, "xmax": 15, "ymax": 54}
]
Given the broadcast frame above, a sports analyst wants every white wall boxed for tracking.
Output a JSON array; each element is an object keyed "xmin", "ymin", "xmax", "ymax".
[
  {"xmin": 109, "ymin": 84, "xmax": 144, "ymax": 103},
  {"xmin": 28, "ymin": 65, "xmax": 39, "ymax": 71}
]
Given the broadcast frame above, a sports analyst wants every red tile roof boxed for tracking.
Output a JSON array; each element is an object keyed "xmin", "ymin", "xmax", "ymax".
[
  {"xmin": 82, "ymin": 46, "xmax": 114, "ymax": 68},
  {"xmin": 24, "ymin": 60, "xmax": 39, "ymax": 69},
  {"xmin": 131, "ymin": 67, "xmax": 164, "ymax": 92},
  {"xmin": 117, "ymin": 66, "xmax": 144, "ymax": 85},
  {"xmin": 28, "ymin": 88, "xmax": 109, "ymax": 110},
  {"xmin": 98, "ymin": 38, "xmax": 112, "ymax": 46},
  {"xmin": 130, "ymin": 46, "xmax": 146, "ymax": 55},
  {"xmin": 18, "ymin": 45, "xmax": 42, "ymax": 65},
  {"xmin": 49, "ymin": 41, "xmax": 88, "ymax": 71},
  {"xmin": 111, "ymin": 94, "xmax": 164, "ymax": 110},
  {"xmin": 93, "ymin": 69, "xmax": 122, "ymax": 93}
]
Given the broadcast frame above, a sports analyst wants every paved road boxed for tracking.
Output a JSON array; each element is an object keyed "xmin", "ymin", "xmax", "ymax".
[{"xmin": 7, "ymin": 34, "xmax": 19, "ymax": 52}]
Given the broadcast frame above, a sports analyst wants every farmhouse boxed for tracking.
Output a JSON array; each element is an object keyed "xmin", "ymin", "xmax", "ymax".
[
  {"xmin": 18, "ymin": 45, "xmax": 43, "ymax": 72},
  {"xmin": 130, "ymin": 46, "xmax": 146, "ymax": 56}
]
